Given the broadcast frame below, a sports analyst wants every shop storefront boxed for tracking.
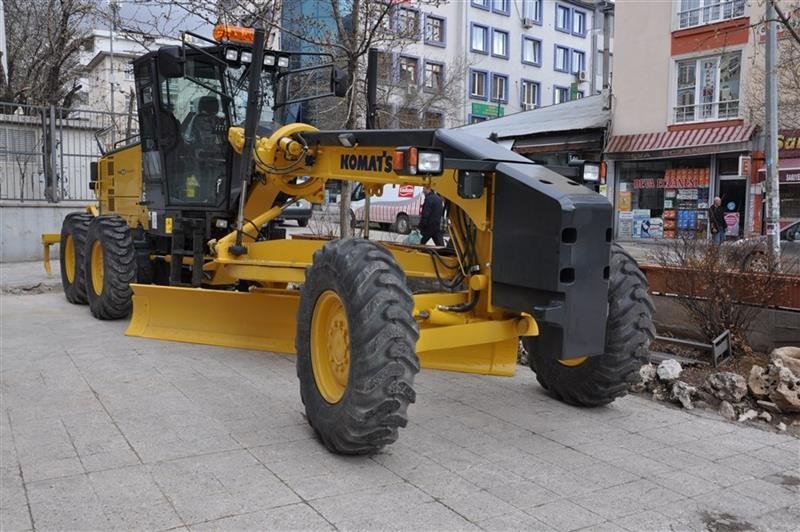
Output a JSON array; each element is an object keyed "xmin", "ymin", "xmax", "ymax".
[
  {"xmin": 752, "ymin": 130, "xmax": 800, "ymax": 232},
  {"xmin": 605, "ymin": 125, "xmax": 756, "ymax": 240}
]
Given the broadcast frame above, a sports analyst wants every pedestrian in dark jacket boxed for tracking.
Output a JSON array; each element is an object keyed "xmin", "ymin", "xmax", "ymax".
[
  {"xmin": 709, "ymin": 196, "xmax": 727, "ymax": 244},
  {"xmin": 419, "ymin": 186, "xmax": 445, "ymax": 246}
]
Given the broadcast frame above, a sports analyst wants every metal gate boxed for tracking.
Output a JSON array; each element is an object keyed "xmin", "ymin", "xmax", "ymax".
[{"xmin": 0, "ymin": 102, "xmax": 138, "ymax": 202}]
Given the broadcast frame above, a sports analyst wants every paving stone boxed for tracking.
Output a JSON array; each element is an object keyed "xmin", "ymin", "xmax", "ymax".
[
  {"xmin": 529, "ymin": 499, "xmax": 606, "ymax": 531},
  {"xmin": 189, "ymin": 503, "xmax": 334, "ymax": 531},
  {"xmin": 477, "ymin": 508, "xmax": 556, "ymax": 531},
  {"xmin": 650, "ymin": 470, "xmax": 718, "ymax": 498},
  {"xmin": 440, "ymin": 489, "xmax": 521, "ymax": 523},
  {"xmin": 612, "ymin": 509, "xmax": 675, "ymax": 532},
  {"xmin": 26, "ymin": 474, "xmax": 111, "ymax": 531}
]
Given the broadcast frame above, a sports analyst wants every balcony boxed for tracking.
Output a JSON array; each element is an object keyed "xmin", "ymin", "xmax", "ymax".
[
  {"xmin": 673, "ymin": 99, "xmax": 740, "ymax": 124},
  {"xmin": 677, "ymin": 0, "xmax": 745, "ymax": 30}
]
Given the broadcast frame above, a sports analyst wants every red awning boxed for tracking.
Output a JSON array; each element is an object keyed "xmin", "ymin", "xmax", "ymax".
[{"xmin": 606, "ymin": 125, "xmax": 756, "ymax": 158}]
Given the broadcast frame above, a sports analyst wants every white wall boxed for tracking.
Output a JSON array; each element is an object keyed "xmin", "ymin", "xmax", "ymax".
[{"xmin": 0, "ymin": 202, "xmax": 89, "ymax": 262}]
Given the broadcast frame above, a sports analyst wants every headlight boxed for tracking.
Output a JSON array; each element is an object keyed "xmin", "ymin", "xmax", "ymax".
[
  {"xmin": 225, "ymin": 48, "xmax": 239, "ymax": 61},
  {"xmin": 277, "ymin": 56, "xmax": 290, "ymax": 68},
  {"xmin": 418, "ymin": 151, "xmax": 442, "ymax": 174},
  {"xmin": 240, "ymin": 51, "xmax": 252, "ymax": 64},
  {"xmin": 263, "ymin": 54, "xmax": 276, "ymax": 66}
]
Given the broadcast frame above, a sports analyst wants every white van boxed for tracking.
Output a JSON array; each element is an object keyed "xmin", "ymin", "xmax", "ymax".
[{"xmin": 350, "ymin": 183, "xmax": 423, "ymax": 234}]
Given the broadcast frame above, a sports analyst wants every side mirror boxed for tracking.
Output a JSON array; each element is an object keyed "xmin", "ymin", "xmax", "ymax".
[
  {"xmin": 351, "ymin": 184, "xmax": 365, "ymax": 201},
  {"xmin": 157, "ymin": 46, "xmax": 184, "ymax": 79},
  {"xmin": 330, "ymin": 66, "xmax": 347, "ymax": 98}
]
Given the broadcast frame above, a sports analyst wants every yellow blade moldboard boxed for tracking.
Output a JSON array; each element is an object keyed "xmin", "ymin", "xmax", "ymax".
[
  {"xmin": 126, "ymin": 284, "xmax": 298, "ymax": 354},
  {"xmin": 126, "ymin": 284, "xmax": 521, "ymax": 376}
]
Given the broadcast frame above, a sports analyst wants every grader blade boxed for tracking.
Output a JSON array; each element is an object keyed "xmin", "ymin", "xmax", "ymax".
[
  {"xmin": 126, "ymin": 284, "xmax": 298, "ymax": 353},
  {"xmin": 127, "ymin": 284, "xmax": 529, "ymax": 376}
]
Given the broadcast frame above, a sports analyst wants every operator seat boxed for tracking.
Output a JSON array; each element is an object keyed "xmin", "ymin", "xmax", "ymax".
[{"xmin": 184, "ymin": 96, "xmax": 225, "ymax": 151}]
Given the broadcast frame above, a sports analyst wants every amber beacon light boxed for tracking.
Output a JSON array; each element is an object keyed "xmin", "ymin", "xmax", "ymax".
[{"xmin": 213, "ymin": 25, "xmax": 256, "ymax": 44}]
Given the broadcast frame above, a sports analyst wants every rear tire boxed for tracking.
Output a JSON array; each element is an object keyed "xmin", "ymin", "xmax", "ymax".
[
  {"xmin": 59, "ymin": 213, "xmax": 93, "ymax": 304},
  {"xmin": 296, "ymin": 238, "xmax": 419, "ymax": 454},
  {"xmin": 526, "ymin": 243, "xmax": 655, "ymax": 406},
  {"xmin": 84, "ymin": 216, "xmax": 137, "ymax": 320},
  {"xmin": 394, "ymin": 213, "xmax": 410, "ymax": 235}
]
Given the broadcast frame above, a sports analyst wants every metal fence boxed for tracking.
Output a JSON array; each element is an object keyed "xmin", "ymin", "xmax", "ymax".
[{"xmin": 0, "ymin": 102, "xmax": 138, "ymax": 202}]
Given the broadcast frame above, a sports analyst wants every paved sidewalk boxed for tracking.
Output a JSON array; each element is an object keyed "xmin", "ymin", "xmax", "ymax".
[
  {"xmin": 1, "ymin": 292, "xmax": 798, "ymax": 531},
  {"xmin": 0, "ymin": 260, "xmax": 61, "ymax": 295}
]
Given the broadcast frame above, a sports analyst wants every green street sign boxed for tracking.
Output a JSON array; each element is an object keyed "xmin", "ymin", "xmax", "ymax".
[{"xmin": 472, "ymin": 102, "xmax": 504, "ymax": 118}]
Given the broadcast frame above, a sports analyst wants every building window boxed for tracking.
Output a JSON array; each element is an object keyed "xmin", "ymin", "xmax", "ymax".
[
  {"xmin": 674, "ymin": 51, "xmax": 741, "ymax": 123},
  {"xmin": 471, "ymin": 24, "xmax": 489, "ymax": 53},
  {"xmin": 491, "ymin": 73, "xmax": 508, "ymax": 103},
  {"xmin": 423, "ymin": 111, "xmax": 444, "ymax": 128},
  {"xmin": 469, "ymin": 115, "xmax": 488, "ymax": 124},
  {"xmin": 399, "ymin": 56, "xmax": 418, "ymax": 85},
  {"xmin": 492, "ymin": 0, "xmax": 510, "ymax": 15},
  {"xmin": 522, "ymin": 37, "xmax": 541, "ymax": 66},
  {"xmin": 522, "ymin": 0, "xmax": 542, "ymax": 21},
  {"xmin": 521, "ymin": 80, "xmax": 540, "ymax": 108},
  {"xmin": 471, "ymin": 0, "xmax": 490, "ymax": 10},
  {"xmin": 424, "ymin": 15, "xmax": 445, "ymax": 45},
  {"xmin": 398, "ymin": 107, "xmax": 418, "ymax": 129},
  {"xmin": 556, "ymin": 4, "xmax": 571, "ymax": 33},
  {"xmin": 470, "ymin": 70, "xmax": 488, "ymax": 99},
  {"xmin": 572, "ymin": 10, "xmax": 587, "ymax": 36},
  {"xmin": 678, "ymin": 0, "xmax": 745, "ymax": 30},
  {"xmin": 492, "ymin": 29, "xmax": 509, "ymax": 59},
  {"xmin": 398, "ymin": 8, "xmax": 420, "ymax": 37},
  {"xmin": 554, "ymin": 85, "xmax": 570, "ymax": 104},
  {"xmin": 571, "ymin": 50, "xmax": 585, "ymax": 74},
  {"xmin": 554, "ymin": 45, "xmax": 570, "ymax": 72},
  {"xmin": 424, "ymin": 61, "xmax": 444, "ymax": 91},
  {"xmin": 123, "ymin": 63, "xmax": 135, "ymax": 81}
]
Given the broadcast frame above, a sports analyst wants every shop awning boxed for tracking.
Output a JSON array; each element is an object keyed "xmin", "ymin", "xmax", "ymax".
[{"xmin": 606, "ymin": 125, "xmax": 756, "ymax": 160}]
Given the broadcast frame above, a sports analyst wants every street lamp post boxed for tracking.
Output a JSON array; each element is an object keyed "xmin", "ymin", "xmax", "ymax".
[{"xmin": 108, "ymin": 0, "xmax": 120, "ymax": 146}]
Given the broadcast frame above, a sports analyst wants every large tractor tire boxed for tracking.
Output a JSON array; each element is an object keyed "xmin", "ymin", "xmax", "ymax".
[
  {"xmin": 84, "ymin": 216, "xmax": 136, "ymax": 320},
  {"xmin": 296, "ymin": 238, "xmax": 420, "ymax": 454},
  {"xmin": 526, "ymin": 243, "xmax": 655, "ymax": 406},
  {"xmin": 59, "ymin": 212, "xmax": 93, "ymax": 304}
]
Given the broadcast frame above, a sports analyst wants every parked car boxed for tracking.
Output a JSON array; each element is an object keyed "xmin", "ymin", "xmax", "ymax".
[
  {"xmin": 350, "ymin": 183, "xmax": 423, "ymax": 234},
  {"xmin": 277, "ymin": 198, "xmax": 312, "ymax": 227},
  {"xmin": 734, "ymin": 219, "xmax": 800, "ymax": 269}
]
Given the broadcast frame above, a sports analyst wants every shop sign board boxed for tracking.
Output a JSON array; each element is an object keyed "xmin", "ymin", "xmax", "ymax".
[
  {"xmin": 633, "ymin": 176, "xmax": 708, "ymax": 189},
  {"xmin": 778, "ymin": 130, "xmax": 800, "ymax": 157},
  {"xmin": 471, "ymin": 103, "xmax": 504, "ymax": 119},
  {"xmin": 781, "ymin": 169, "xmax": 800, "ymax": 183},
  {"xmin": 738, "ymin": 155, "xmax": 751, "ymax": 177}
]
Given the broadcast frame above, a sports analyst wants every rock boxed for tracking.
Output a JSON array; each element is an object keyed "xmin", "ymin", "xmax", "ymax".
[
  {"xmin": 738, "ymin": 409, "xmax": 758, "ymax": 422},
  {"xmin": 778, "ymin": 422, "xmax": 787, "ymax": 431},
  {"xmin": 630, "ymin": 382, "xmax": 646, "ymax": 393},
  {"xmin": 694, "ymin": 400, "xmax": 710, "ymax": 409},
  {"xmin": 670, "ymin": 381, "xmax": 696, "ymax": 409},
  {"xmin": 705, "ymin": 372, "xmax": 747, "ymax": 403},
  {"xmin": 770, "ymin": 382, "xmax": 800, "ymax": 413},
  {"xmin": 652, "ymin": 385, "xmax": 669, "ymax": 402},
  {"xmin": 657, "ymin": 359, "xmax": 682, "ymax": 382},
  {"xmin": 719, "ymin": 401, "xmax": 737, "ymax": 420},
  {"xmin": 770, "ymin": 347, "xmax": 800, "ymax": 376},
  {"xmin": 748, "ymin": 365, "xmax": 772, "ymax": 399},
  {"xmin": 640, "ymin": 364, "xmax": 657, "ymax": 386},
  {"xmin": 758, "ymin": 411, "xmax": 772, "ymax": 422},
  {"xmin": 757, "ymin": 400, "xmax": 781, "ymax": 414}
]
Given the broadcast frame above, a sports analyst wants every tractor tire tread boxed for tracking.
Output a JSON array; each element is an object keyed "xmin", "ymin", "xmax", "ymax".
[
  {"xmin": 527, "ymin": 243, "xmax": 655, "ymax": 407},
  {"xmin": 297, "ymin": 238, "xmax": 419, "ymax": 455},
  {"xmin": 85, "ymin": 216, "xmax": 136, "ymax": 320},
  {"xmin": 60, "ymin": 213, "xmax": 94, "ymax": 304}
]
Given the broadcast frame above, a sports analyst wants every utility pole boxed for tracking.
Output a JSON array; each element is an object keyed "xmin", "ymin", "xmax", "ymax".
[
  {"xmin": 765, "ymin": 0, "xmax": 780, "ymax": 258},
  {"xmin": 108, "ymin": 0, "xmax": 119, "ymax": 146}
]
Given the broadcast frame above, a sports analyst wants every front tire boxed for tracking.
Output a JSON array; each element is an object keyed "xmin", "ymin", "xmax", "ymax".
[
  {"xmin": 59, "ymin": 213, "xmax": 93, "ymax": 304},
  {"xmin": 526, "ymin": 244, "xmax": 655, "ymax": 406},
  {"xmin": 296, "ymin": 238, "xmax": 419, "ymax": 454},
  {"xmin": 84, "ymin": 216, "xmax": 136, "ymax": 320}
]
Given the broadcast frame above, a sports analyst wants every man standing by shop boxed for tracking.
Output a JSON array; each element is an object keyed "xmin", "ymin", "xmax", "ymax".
[
  {"xmin": 419, "ymin": 186, "xmax": 445, "ymax": 246},
  {"xmin": 709, "ymin": 196, "xmax": 727, "ymax": 244}
]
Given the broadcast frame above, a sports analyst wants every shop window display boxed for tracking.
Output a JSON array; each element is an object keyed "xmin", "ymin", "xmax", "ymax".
[{"xmin": 616, "ymin": 160, "xmax": 711, "ymax": 240}]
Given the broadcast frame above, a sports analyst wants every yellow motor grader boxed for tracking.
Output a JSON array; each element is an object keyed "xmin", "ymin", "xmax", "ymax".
[{"xmin": 43, "ymin": 25, "xmax": 654, "ymax": 454}]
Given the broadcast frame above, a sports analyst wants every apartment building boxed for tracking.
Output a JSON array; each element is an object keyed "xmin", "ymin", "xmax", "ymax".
[
  {"xmin": 606, "ymin": 0, "xmax": 799, "ymax": 241},
  {"xmin": 281, "ymin": 0, "xmax": 611, "ymax": 128}
]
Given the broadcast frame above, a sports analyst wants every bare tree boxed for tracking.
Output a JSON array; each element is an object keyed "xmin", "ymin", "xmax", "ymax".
[{"xmin": 0, "ymin": 0, "xmax": 95, "ymax": 108}]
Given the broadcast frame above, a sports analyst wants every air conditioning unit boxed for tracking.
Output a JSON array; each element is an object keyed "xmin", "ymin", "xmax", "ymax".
[
  {"xmin": 521, "ymin": 17, "xmax": 536, "ymax": 28},
  {"xmin": 523, "ymin": 103, "xmax": 536, "ymax": 111},
  {"xmin": 576, "ymin": 70, "xmax": 588, "ymax": 82}
]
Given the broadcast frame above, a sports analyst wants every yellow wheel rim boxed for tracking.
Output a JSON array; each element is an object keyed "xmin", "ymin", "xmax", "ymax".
[
  {"xmin": 64, "ymin": 235, "xmax": 76, "ymax": 283},
  {"xmin": 311, "ymin": 290, "xmax": 350, "ymax": 404},
  {"xmin": 558, "ymin": 356, "xmax": 589, "ymax": 367},
  {"xmin": 90, "ymin": 240, "xmax": 104, "ymax": 296}
]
